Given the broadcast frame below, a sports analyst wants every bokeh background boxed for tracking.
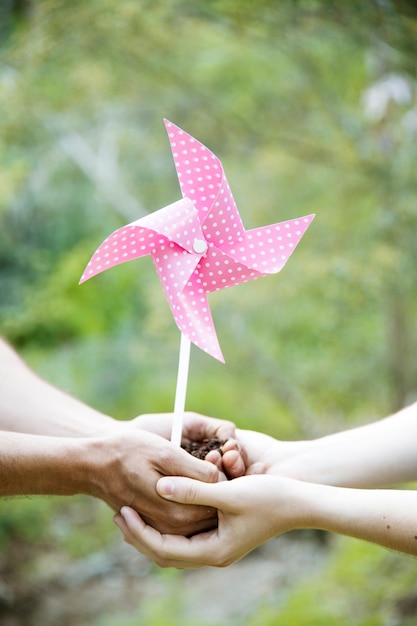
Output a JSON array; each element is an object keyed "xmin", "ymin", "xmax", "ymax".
[{"xmin": 1, "ymin": 1, "xmax": 417, "ymax": 624}]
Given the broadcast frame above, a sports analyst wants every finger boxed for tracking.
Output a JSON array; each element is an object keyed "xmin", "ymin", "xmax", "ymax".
[
  {"xmin": 113, "ymin": 508, "xmax": 150, "ymax": 552},
  {"xmin": 119, "ymin": 506, "xmax": 218, "ymax": 568},
  {"xmin": 222, "ymin": 449, "xmax": 246, "ymax": 479},
  {"xmin": 129, "ymin": 413, "xmax": 172, "ymax": 438},
  {"xmin": 157, "ymin": 476, "xmax": 229, "ymax": 508},
  {"xmin": 204, "ymin": 452, "xmax": 229, "ymax": 481},
  {"xmin": 192, "ymin": 445, "xmax": 243, "ymax": 481},
  {"xmin": 222, "ymin": 438, "xmax": 249, "ymax": 474},
  {"xmin": 117, "ymin": 506, "xmax": 159, "ymax": 551},
  {"xmin": 113, "ymin": 512, "xmax": 128, "ymax": 533},
  {"xmin": 173, "ymin": 447, "xmax": 219, "ymax": 484},
  {"xmin": 182, "ymin": 412, "xmax": 236, "ymax": 442},
  {"xmin": 246, "ymin": 461, "xmax": 267, "ymax": 475},
  {"xmin": 205, "ymin": 449, "xmax": 222, "ymax": 469},
  {"xmin": 117, "ymin": 507, "xmax": 182, "ymax": 565},
  {"xmin": 141, "ymin": 507, "xmax": 218, "ymax": 537}
]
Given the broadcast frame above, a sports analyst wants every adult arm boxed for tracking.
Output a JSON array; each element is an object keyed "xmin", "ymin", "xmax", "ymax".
[
  {"xmin": 0, "ymin": 337, "xmax": 244, "ymax": 479},
  {"xmin": 0, "ymin": 427, "xmax": 222, "ymax": 535},
  {"xmin": 0, "ymin": 338, "xmax": 245, "ymax": 533},
  {"xmin": 0, "ymin": 338, "xmax": 116, "ymax": 436},
  {"xmin": 114, "ymin": 474, "xmax": 417, "ymax": 567}
]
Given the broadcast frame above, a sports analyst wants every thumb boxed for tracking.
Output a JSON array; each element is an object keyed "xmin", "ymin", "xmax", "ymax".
[
  {"xmin": 157, "ymin": 476, "xmax": 226, "ymax": 508},
  {"xmin": 175, "ymin": 448, "xmax": 219, "ymax": 484}
]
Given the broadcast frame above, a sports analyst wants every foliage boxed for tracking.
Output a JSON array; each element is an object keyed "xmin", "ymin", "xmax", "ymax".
[
  {"xmin": 247, "ymin": 538, "xmax": 417, "ymax": 626},
  {"xmin": 1, "ymin": 0, "xmax": 417, "ymax": 422},
  {"xmin": 1, "ymin": 1, "xmax": 417, "ymax": 624},
  {"xmin": 0, "ymin": 496, "xmax": 55, "ymax": 546}
]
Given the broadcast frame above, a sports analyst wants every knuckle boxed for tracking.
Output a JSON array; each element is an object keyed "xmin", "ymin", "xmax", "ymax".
[
  {"xmin": 204, "ymin": 462, "xmax": 219, "ymax": 483},
  {"xmin": 215, "ymin": 546, "xmax": 235, "ymax": 568},
  {"xmin": 154, "ymin": 555, "xmax": 172, "ymax": 568},
  {"xmin": 185, "ymin": 482, "xmax": 202, "ymax": 505},
  {"xmin": 167, "ymin": 507, "xmax": 188, "ymax": 528},
  {"xmin": 157, "ymin": 448, "xmax": 174, "ymax": 470},
  {"xmin": 156, "ymin": 546, "xmax": 173, "ymax": 563}
]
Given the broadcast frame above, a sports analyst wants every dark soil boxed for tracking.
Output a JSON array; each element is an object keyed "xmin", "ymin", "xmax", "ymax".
[{"xmin": 182, "ymin": 437, "xmax": 227, "ymax": 460}]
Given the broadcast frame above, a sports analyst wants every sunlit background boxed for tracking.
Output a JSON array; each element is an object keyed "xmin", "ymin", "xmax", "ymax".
[{"xmin": 1, "ymin": 1, "xmax": 417, "ymax": 624}]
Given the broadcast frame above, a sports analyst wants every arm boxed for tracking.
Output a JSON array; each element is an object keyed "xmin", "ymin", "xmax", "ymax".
[
  {"xmin": 0, "ymin": 427, "xmax": 221, "ymax": 535},
  {"xmin": 114, "ymin": 474, "xmax": 417, "ymax": 567},
  {"xmin": 0, "ymin": 338, "xmax": 117, "ymax": 436},
  {"xmin": 113, "ymin": 403, "xmax": 417, "ymax": 565},
  {"xmin": 0, "ymin": 338, "xmax": 244, "ymax": 534},
  {"xmin": 235, "ymin": 403, "xmax": 417, "ymax": 488},
  {"xmin": 0, "ymin": 338, "xmax": 244, "ymax": 478}
]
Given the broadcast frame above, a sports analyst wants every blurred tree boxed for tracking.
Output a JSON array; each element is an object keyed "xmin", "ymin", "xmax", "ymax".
[
  {"xmin": 0, "ymin": 0, "xmax": 416, "ymax": 419},
  {"xmin": 1, "ymin": 3, "xmax": 417, "ymax": 624}
]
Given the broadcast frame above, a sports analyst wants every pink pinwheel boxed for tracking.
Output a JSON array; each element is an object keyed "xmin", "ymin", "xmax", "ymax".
[{"xmin": 80, "ymin": 119, "xmax": 315, "ymax": 364}]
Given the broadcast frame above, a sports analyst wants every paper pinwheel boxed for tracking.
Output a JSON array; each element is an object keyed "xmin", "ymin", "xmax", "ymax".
[
  {"xmin": 80, "ymin": 120, "xmax": 314, "ymax": 444},
  {"xmin": 80, "ymin": 120, "xmax": 315, "ymax": 362}
]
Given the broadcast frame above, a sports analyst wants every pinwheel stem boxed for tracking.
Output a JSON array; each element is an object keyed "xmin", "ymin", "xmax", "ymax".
[{"xmin": 171, "ymin": 333, "xmax": 191, "ymax": 445}]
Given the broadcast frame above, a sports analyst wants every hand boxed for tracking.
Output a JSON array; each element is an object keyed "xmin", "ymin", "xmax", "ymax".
[
  {"xmin": 114, "ymin": 469, "xmax": 417, "ymax": 563},
  {"xmin": 85, "ymin": 429, "xmax": 222, "ymax": 535},
  {"xmin": 129, "ymin": 412, "xmax": 246, "ymax": 479},
  {"xmin": 223, "ymin": 429, "xmax": 309, "ymax": 479},
  {"xmin": 113, "ymin": 474, "xmax": 303, "ymax": 568}
]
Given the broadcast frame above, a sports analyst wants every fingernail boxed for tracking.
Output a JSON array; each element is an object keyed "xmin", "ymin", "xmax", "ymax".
[
  {"xmin": 157, "ymin": 478, "xmax": 175, "ymax": 497},
  {"xmin": 121, "ymin": 505, "xmax": 135, "ymax": 518}
]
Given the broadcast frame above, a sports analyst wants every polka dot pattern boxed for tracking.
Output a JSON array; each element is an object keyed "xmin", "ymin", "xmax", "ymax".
[{"xmin": 80, "ymin": 119, "xmax": 315, "ymax": 362}]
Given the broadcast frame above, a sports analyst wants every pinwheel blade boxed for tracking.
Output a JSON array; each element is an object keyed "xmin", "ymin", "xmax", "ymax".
[{"xmin": 80, "ymin": 120, "xmax": 315, "ymax": 363}]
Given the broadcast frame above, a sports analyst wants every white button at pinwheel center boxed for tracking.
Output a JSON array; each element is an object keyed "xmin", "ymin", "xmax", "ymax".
[{"xmin": 193, "ymin": 238, "xmax": 208, "ymax": 254}]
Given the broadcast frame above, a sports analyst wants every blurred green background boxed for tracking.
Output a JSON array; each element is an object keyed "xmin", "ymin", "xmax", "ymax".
[{"xmin": 1, "ymin": 1, "xmax": 417, "ymax": 624}]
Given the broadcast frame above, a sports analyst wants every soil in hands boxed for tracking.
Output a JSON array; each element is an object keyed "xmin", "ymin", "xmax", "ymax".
[{"xmin": 182, "ymin": 437, "xmax": 227, "ymax": 460}]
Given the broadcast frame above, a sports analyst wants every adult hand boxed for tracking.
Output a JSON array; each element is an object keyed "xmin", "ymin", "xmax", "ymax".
[
  {"xmin": 128, "ymin": 412, "xmax": 246, "ymax": 479},
  {"xmin": 85, "ymin": 429, "xmax": 222, "ymax": 535},
  {"xmin": 113, "ymin": 474, "xmax": 302, "ymax": 568}
]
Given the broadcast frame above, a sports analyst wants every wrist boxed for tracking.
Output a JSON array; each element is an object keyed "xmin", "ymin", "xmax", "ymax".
[
  {"xmin": 0, "ymin": 433, "xmax": 94, "ymax": 498},
  {"xmin": 37, "ymin": 437, "xmax": 95, "ymax": 497},
  {"xmin": 59, "ymin": 409, "xmax": 124, "ymax": 438},
  {"xmin": 80, "ymin": 413, "xmax": 126, "ymax": 437},
  {"xmin": 75, "ymin": 434, "xmax": 137, "ymax": 510},
  {"xmin": 262, "ymin": 440, "xmax": 315, "ymax": 480},
  {"xmin": 73, "ymin": 436, "xmax": 114, "ymax": 499},
  {"xmin": 266, "ymin": 477, "xmax": 337, "ymax": 537},
  {"xmin": 270, "ymin": 476, "xmax": 318, "ymax": 532},
  {"xmin": 280, "ymin": 479, "xmax": 352, "ymax": 535}
]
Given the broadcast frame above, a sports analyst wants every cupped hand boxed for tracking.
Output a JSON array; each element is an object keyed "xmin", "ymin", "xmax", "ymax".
[
  {"xmin": 113, "ymin": 473, "xmax": 303, "ymax": 568},
  {"xmin": 130, "ymin": 412, "xmax": 246, "ymax": 479},
  {"xmin": 87, "ymin": 429, "xmax": 221, "ymax": 535},
  {"xmin": 225, "ymin": 429, "xmax": 308, "ymax": 479}
]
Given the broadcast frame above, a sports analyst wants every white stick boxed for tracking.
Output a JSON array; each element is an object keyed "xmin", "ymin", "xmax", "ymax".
[{"xmin": 171, "ymin": 333, "xmax": 191, "ymax": 445}]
